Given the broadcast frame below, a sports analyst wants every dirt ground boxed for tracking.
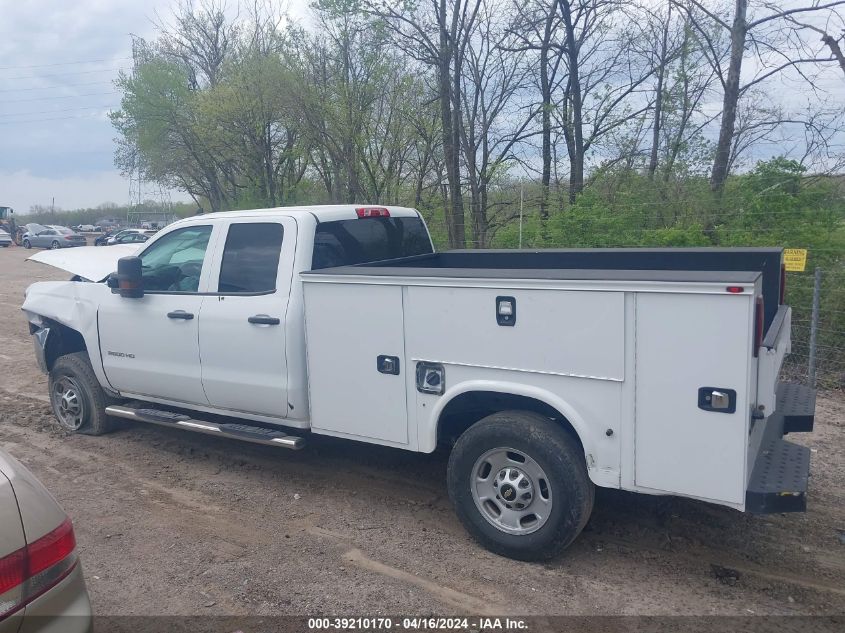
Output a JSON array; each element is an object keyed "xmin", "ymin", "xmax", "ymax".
[{"xmin": 0, "ymin": 243, "xmax": 843, "ymax": 617}]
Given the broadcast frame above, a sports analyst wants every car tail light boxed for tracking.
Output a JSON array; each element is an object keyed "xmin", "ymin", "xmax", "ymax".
[
  {"xmin": 0, "ymin": 518, "xmax": 78, "ymax": 620},
  {"xmin": 753, "ymin": 297, "xmax": 764, "ymax": 358},
  {"xmin": 356, "ymin": 207, "xmax": 390, "ymax": 218},
  {"xmin": 780, "ymin": 263, "xmax": 786, "ymax": 304}
]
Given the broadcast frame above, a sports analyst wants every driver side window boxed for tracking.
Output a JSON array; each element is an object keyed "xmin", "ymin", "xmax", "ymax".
[{"xmin": 139, "ymin": 225, "xmax": 212, "ymax": 293}]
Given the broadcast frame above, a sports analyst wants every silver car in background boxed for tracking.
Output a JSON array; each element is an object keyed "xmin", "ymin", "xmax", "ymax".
[
  {"xmin": 22, "ymin": 226, "xmax": 86, "ymax": 250},
  {"xmin": 0, "ymin": 449, "xmax": 92, "ymax": 633},
  {"xmin": 0, "ymin": 229, "xmax": 11, "ymax": 247}
]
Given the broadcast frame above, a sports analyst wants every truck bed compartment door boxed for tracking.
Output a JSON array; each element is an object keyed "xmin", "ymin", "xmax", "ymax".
[
  {"xmin": 634, "ymin": 292, "xmax": 751, "ymax": 505},
  {"xmin": 304, "ymin": 282, "xmax": 409, "ymax": 445}
]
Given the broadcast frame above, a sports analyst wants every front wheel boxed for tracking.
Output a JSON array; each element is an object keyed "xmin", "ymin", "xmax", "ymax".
[
  {"xmin": 23, "ymin": 239, "xmax": 31, "ymax": 249},
  {"xmin": 447, "ymin": 410, "xmax": 594, "ymax": 561},
  {"xmin": 49, "ymin": 352, "xmax": 119, "ymax": 435}
]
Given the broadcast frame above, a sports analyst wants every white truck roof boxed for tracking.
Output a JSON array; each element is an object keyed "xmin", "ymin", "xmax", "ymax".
[{"xmin": 185, "ymin": 205, "xmax": 421, "ymax": 224}]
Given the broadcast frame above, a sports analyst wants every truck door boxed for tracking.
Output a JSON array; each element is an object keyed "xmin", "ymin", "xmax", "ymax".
[
  {"xmin": 98, "ymin": 224, "xmax": 217, "ymax": 404},
  {"xmin": 197, "ymin": 218, "xmax": 294, "ymax": 417},
  {"xmin": 634, "ymin": 292, "xmax": 751, "ymax": 505}
]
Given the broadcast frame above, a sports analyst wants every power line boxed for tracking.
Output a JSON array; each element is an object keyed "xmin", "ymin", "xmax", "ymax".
[
  {"xmin": 0, "ymin": 104, "xmax": 117, "ymax": 120},
  {"xmin": 0, "ymin": 57, "xmax": 132, "ymax": 70},
  {"xmin": 0, "ymin": 67, "xmax": 128, "ymax": 81},
  {"xmin": 0, "ymin": 113, "xmax": 109, "ymax": 125},
  {"xmin": 2, "ymin": 91, "xmax": 120, "ymax": 104},
  {"xmin": 0, "ymin": 80, "xmax": 113, "ymax": 94}
]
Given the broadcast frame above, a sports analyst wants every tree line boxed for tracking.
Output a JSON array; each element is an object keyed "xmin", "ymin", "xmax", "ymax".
[{"xmin": 111, "ymin": 0, "xmax": 845, "ymax": 248}]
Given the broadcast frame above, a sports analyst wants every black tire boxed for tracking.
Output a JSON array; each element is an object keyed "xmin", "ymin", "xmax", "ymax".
[
  {"xmin": 50, "ymin": 240, "xmax": 60, "ymax": 249},
  {"xmin": 49, "ymin": 352, "xmax": 120, "ymax": 436},
  {"xmin": 447, "ymin": 410, "xmax": 594, "ymax": 561},
  {"xmin": 23, "ymin": 239, "xmax": 31, "ymax": 249}
]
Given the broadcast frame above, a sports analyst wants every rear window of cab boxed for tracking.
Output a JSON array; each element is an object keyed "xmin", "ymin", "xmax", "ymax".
[{"xmin": 312, "ymin": 216, "xmax": 432, "ymax": 270}]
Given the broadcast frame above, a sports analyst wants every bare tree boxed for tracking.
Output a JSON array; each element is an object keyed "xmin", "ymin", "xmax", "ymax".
[
  {"xmin": 646, "ymin": 2, "xmax": 677, "ymax": 178},
  {"xmin": 553, "ymin": 0, "xmax": 657, "ymax": 203},
  {"xmin": 784, "ymin": 12, "xmax": 845, "ymax": 78},
  {"xmin": 505, "ymin": 0, "xmax": 565, "ymax": 221},
  {"xmin": 676, "ymin": 0, "xmax": 845, "ymax": 193},
  {"xmin": 156, "ymin": 0, "xmax": 237, "ymax": 88},
  {"xmin": 460, "ymin": 0, "xmax": 534, "ymax": 246},
  {"xmin": 367, "ymin": 0, "xmax": 483, "ymax": 247}
]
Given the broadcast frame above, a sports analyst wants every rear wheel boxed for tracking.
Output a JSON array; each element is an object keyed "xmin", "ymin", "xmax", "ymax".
[
  {"xmin": 447, "ymin": 410, "xmax": 594, "ymax": 561},
  {"xmin": 49, "ymin": 352, "xmax": 119, "ymax": 435},
  {"xmin": 50, "ymin": 240, "xmax": 60, "ymax": 249}
]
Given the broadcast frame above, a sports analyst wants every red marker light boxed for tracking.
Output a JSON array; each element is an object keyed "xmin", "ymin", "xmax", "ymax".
[
  {"xmin": 356, "ymin": 207, "xmax": 390, "ymax": 218},
  {"xmin": 726, "ymin": 286, "xmax": 744, "ymax": 293}
]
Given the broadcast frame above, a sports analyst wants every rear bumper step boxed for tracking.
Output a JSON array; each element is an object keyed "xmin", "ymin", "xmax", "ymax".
[
  {"xmin": 746, "ymin": 432, "xmax": 810, "ymax": 513},
  {"xmin": 777, "ymin": 382, "xmax": 816, "ymax": 433},
  {"xmin": 105, "ymin": 405, "xmax": 305, "ymax": 450}
]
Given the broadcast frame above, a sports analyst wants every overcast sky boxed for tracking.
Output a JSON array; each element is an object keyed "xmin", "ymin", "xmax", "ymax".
[
  {"xmin": 0, "ymin": 0, "xmax": 308, "ymax": 213},
  {"xmin": 0, "ymin": 1, "xmax": 842, "ymax": 214}
]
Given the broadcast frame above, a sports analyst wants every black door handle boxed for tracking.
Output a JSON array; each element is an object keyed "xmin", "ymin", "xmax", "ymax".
[
  {"xmin": 248, "ymin": 315, "xmax": 280, "ymax": 325},
  {"xmin": 167, "ymin": 310, "xmax": 194, "ymax": 320}
]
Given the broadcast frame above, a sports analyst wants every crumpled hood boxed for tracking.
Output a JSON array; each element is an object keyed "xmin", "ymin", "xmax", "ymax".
[{"xmin": 27, "ymin": 244, "xmax": 139, "ymax": 281}]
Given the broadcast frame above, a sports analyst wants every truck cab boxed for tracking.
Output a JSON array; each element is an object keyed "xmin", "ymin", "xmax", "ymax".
[{"xmin": 24, "ymin": 205, "xmax": 432, "ymax": 426}]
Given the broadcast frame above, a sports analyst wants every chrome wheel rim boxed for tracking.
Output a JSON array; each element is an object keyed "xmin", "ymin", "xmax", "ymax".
[
  {"xmin": 471, "ymin": 447, "xmax": 552, "ymax": 535},
  {"xmin": 51, "ymin": 376, "xmax": 85, "ymax": 431},
  {"xmin": 51, "ymin": 241, "xmax": 60, "ymax": 249}
]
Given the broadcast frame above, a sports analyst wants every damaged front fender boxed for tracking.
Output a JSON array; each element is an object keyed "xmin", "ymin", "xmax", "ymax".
[
  {"xmin": 22, "ymin": 279, "xmax": 115, "ymax": 393},
  {"xmin": 32, "ymin": 326, "xmax": 51, "ymax": 374}
]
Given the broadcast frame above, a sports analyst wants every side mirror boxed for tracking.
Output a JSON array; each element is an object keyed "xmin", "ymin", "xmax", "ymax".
[{"xmin": 113, "ymin": 256, "xmax": 144, "ymax": 298}]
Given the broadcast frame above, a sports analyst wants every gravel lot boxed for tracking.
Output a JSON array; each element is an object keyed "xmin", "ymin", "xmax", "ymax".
[{"xmin": 1, "ymin": 243, "xmax": 843, "ymax": 617}]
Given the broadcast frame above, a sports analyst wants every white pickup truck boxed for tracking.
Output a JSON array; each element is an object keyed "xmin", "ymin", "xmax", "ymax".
[{"xmin": 22, "ymin": 205, "xmax": 815, "ymax": 560}]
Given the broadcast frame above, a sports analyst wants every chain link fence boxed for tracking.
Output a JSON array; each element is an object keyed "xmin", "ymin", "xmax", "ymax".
[{"xmin": 785, "ymin": 266, "xmax": 845, "ymax": 389}]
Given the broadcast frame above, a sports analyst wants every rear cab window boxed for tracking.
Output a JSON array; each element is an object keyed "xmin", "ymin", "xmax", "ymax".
[{"xmin": 311, "ymin": 216, "xmax": 432, "ymax": 270}]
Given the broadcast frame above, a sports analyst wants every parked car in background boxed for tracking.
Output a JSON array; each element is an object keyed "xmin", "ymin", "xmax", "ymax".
[
  {"xmin": 96, "ymin": 229, "xmax": 153, "ymax": 246},
  {"xmin": 0, "ymin": 448, "xmax": 92, "ymax": 632},
  {"xmin": 93, "ymin": 230, "xmax": 116, "ymax": 246},
  {"xmin": 0, "ymin": 229, "xmax": 11, "ymax": 247},
  {"xmin": 75, "ymin": 225, "xmax": 96, "ymax": 233},
  {"xmin": 22, "ymin": 226, "xmax": 86, "ymax": 250}
]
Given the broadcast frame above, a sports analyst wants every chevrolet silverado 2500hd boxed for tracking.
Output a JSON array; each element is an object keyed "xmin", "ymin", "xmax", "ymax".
[{"xmin": 22, "ymin": 205, "xmax": 815, "ymax": 561}]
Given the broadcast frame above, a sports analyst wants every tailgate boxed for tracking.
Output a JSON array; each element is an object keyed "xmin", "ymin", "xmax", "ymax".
[{"xmin": 756, "ymin": 305, "xmax": 791, "ymax": 415}]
